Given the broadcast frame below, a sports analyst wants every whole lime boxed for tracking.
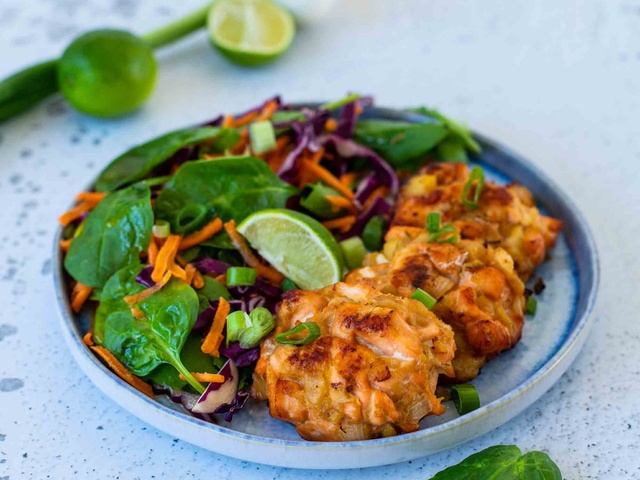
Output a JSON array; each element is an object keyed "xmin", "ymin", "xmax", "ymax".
[{"xmin": 57, "ymin": 29, "xmax": 157, "ymax": 118}]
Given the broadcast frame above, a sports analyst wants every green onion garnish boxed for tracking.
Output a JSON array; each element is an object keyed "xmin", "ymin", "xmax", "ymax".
[
  {"xmin": 451, "ymin": 384, "xmax": 480, "ymax": 415},
  {"xmin": 226, "ymin": 311, "xmax": 252, "ymax": 346},
  {"xmin": 152, "ymin": 220, "xmax": 171, "ymax": 238},
  {"xmin": 425, "ymin": 212, "xmax": 459, "ymax": 244},
  {"xmin": 238, "ymin": 307, "xmax": 275, "ymax": 349},
  {"xmin": 340, "ymin": 237, "xmax": 367, "ymax": 270},
  {"xmin": 462, "ymin": 166, "xmax": 485, "ymax": 210},
  {"xmin": 281, "ymin": 278, "xmax": 298, "ymax": 292},
  {"xmin": 275, "ymin": 322, "xmax": 321, "ymax": 346},
  {"xmin": 362, "ymin": 215, "xmax": 385, "ymax": 251},
  {"xmin": 300, "ymin": 182, "xmax": 344, "ymax": 219},
  {"xmin": 411, "ymin": 288, "xmax": 437, "ymax": 310},
  {"xmin": 226, "ymin": 267, "xmax": 257, "ymax": 287},
  {"xmin": 175, "ymin": 203, "xmax": 208, "ymax": 234},
  {"xmin": 249, "ymin": 120, "xmax": 276, "ymax": 154},
  {"xmin": 525, "ymin": 296, "xmax": 537, "ymax": 315}
]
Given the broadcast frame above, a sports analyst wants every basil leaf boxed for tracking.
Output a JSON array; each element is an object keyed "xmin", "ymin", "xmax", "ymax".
[
  {"xmin": 410, "ymin": 106, "xmax": 482, "ymax": 155},
  {"xmin": 429, "ymin": 445, "xmax": 562, "ymax": 480},
  {"xmin": 144, "ymin": 333, "xmax": 217, "ymax": 390},
  {"xmin": 353, "ymin": 120, "xmax": 448, "ymax": 169},
  {"xmin": 64, "ymin": 184, "xmax": 153, "ymax": 287},
  {"xmin": 94, "ymin": 263, "xmax": 203, "ymax": 392},
  {"xmin": 154, "ymin": 156, "xmax": 298, "ymax": 232},
  {"xmin": 95, "ymin": 127, "xmax": 235, "ymax": 192}
]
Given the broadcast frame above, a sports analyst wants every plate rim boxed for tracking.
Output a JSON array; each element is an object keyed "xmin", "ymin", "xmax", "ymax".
[{"xmin": 53, "ymin": 104, "xmax": 599, "ymax": 468}]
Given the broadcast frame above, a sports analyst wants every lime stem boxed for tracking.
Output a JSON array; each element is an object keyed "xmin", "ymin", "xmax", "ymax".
[{"xmin": 143, "ymin": 2, "xmax": 212, "ymax": 50}]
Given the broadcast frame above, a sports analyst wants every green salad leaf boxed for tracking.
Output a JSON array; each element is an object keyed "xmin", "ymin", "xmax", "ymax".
[
  {"xmin": 95, "ymin": 127, "xmax": 239, "ymax": 192},
  {"xmin": 429, "ymin": 445, "xmax": 562, "ymax": 480},
  {"xmin": 144, "ymin": 333, "xmax": 221, "ymax": 390},
  {"xmin": 64, "ymin": 184, "xmax": 153, "ymax": 287},
  {"xmin": 353, "ymin": 120, "xmax": 448, "ymax": 169},
  {"xmin": 197, "ymin": 276, "xmax": 230, "ymax": 313},
  {"xmin": 94, "ymin": 263, "xmax": 204, "ymax": 393},
  {"xmin": 154, "ymin": 156, "xmax": 298, "ymax": 233}
]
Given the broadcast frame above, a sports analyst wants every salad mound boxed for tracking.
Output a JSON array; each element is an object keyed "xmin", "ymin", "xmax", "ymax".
[{"xmin": 59, "ymin": 94, "xmax": 557, "ymax": 438}]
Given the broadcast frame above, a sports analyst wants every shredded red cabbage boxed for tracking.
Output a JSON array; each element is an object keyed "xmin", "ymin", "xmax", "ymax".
[
  {"xmin": 135, "ymin": 265, "xmax": 155, "ymax": 287},
  {"xmin": 213, "ymin": 391, "xmax": 250, "ymax": 422},
  {"xmin": 335, "ymin": 96, "xmax": 373, "ymax": 139},
  {"xmin": 219, "ymin": 341, "xmax": 260, "ymax": 367},
  {"xmin": 342, "ymin": 196, "xmax": 391, "ymax": 240},
  {"xmin": 193, "ymin": 258, "xmax": 231, "ymax": 275}
]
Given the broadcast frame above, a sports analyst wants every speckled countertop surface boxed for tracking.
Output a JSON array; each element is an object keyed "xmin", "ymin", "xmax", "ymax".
[{"xmin": 1, "ymin": 0, "xmax": 639, "ymax": 478}]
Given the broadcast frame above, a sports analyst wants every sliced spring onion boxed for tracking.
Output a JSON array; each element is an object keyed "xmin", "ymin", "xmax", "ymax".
[
  {"xmin": 411, "ymin": 288, "xmax": 437, "ymax": 310},
  {"xmin": 174, "ymin": 203, "xmax": 209, "ymax": 234},
  {"xmin": 462, "ymin": 166, "xmax": 485, "ymax": 209},
  {"xmin": 281, "ymin": 278, "xmax": 298, "ymax": 292},
  {"xmin": 152, "ymin": 220, "xmax": 171, "ymax": 238},
  {"xmin": 249, "ymin": 120, "xmax": 276, "ymax": 154},
  {"xmin": 300, "ymin": 182, "xmax": 344, "ymax": 219},
  {"xmin": 362, "ymin": 215, "xmax": 385, "ymax": 251},
  {"xmin": 275, "ymin": 322, "xmax": 321, "ymax": 345},
  {"xmin": 226, "ymin": 267, "xmax": 257, "ymax": 287},
  {"xmin": 340, "ymin": 237, "xmax": 367, "ymax": 270},
  {"xmin": 525, "ymin": 296, "xmax": 537, "ymax": 315},
  {"xmin": 226, "ymin": 311, "xmax": 252, "ymax": 346},
  {"xmin": 451, "ymin": 384, "xmax": 480, "ymax": 415},
  {"xmin": 426, "ymin": 212, "xmax": 459, "ymax": 244},
  {"xmin": 238, "ymin": 307, "xmax": 275, "ymax": 349}
]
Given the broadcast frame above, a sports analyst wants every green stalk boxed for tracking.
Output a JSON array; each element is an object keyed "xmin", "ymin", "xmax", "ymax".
[
  {"xmin": 320, "ymin": 93, "xmax": 361, "ymax": 111},
  {"xmin": 171, "ymin": 355, "xmax": 206, "ymax": 394},
  {"xmin": 143, "ymin": 3, "xmax": 213, "ymax": 50}
]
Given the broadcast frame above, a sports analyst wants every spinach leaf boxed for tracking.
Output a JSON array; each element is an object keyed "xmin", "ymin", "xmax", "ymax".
[
  {"xmin": 95, "ymin": 127, "xmax": 236, "ymax": 192},
  {"xmin": 94, "ymin": 263, "xmax": 204, "ymax": 393},
  {"xmin": 410, "ymin": 106, "xmax": 482, "ymax": 155},
  {"xmin": 197, "ymin": 276, "xmax": 230, "ymax": 313},
  {"xmin": 437, "ymin": 137, "xmax": 468, "ymax": 163},
  {"xmin": 64, "ymin": 184, "xmax": 153, "ymax": 288},
  {"xmin": 154, "ymin": 156, "xmax": 298, "ymax": 232},
  {"xmin": 144, "ymin": 333, "xmax": 218, "ymax": 390},
  {"xmin": 200, "ymin": 230, "xmax": 235, "ymax": 249},
  {"xmin": 429, "ymin": 445, "xmax": 562, "ymax": 480},
  {"xmin": 353, "ymin": 120, "xmax": 448, "ymax": 169}
]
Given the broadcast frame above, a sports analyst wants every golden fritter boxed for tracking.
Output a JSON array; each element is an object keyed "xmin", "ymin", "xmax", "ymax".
[
  {"xmin": 346, "ymin": 226, "xmax": 525, "ymax": 381},
  {"xmin": 251, "ymin": 283, "xmax": 455, "ymax": 441},
  {"xmin": 392, "ymin": 163, "xmax": 563, "ymax": 280}
]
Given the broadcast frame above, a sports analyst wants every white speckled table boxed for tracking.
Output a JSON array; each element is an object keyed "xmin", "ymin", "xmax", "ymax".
[{"xmin": 1, "ymin": 0, "xmax": 639, "ymax": 478}]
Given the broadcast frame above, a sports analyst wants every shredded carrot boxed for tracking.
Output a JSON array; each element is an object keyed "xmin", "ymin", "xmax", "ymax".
[
  {"xmin": 309, "ymin": 147, "xmax": 325, "ymax": 164},
  {"xmin": 193, "ymin": 270, "xmax": 205, "ymax": 289},
  {"xmin": 151, "ymin": 234, "xmax": 181, "ymax": 283},
  {"xmin": 60, "ymin": 238, "xmax": 72, "ymax": 252},
  {"xmin": 179, "ymin": 372, "xmax": 225, "ymax": 383},
  {"xmin": 91, "ymin": 346, "xmax": 154, "ymax": 398},
  {"xmin": 75, "ymin": 192, "xmax": 107, "ymax": 203},
  {"xmin": 303, "ymin": 160, "xmax": 355, "ymax": 199},
  {"xmin": 201, "ymin": 298, "xmax": 231, "ymax": 357},
  {"xmin": 232, "ymin": 110, "xmax": 259, "ymax": 127},
  {"xmin": 325, "ymin": 118, "xmax": 338, "ymax": 132},
  {"xmin": 184, "ymin": 264, "xmax": 196, "ymax": 285},
  {"xmin": 363, "ymin": 185, "xmax": 389, "ymax": 209},
  {"xmin": 214, "ymin": 274, "xmax": 226, "ymax": 285},
  {"xmin": 178, "ymin": 217, "xmax": 223, "ymax": 251},
  {"xmin": 222, "ymin": 114, "xmax": 234, "ymax": 128},
  {"xmin": 340, "ymin": 172, "xmax": 358, "ymax": 188},
  {"xmin": 83, "ymin": 328, "xmax": 94, "ymax": 346},
  {"xmin": 322, "ymin": 215, "xmax": 357, "ymax": 233},
  {"xmin": 255, "ymin": 100, "xmax": 278, "ymax": 121},
  {"xmin": 147, "ymin": 236, "xmax": 158, "ymax": 267},
  {"xmin": 266, "ymin": 136, "xmax": 292, "ymax": 172},
  {"xmin": 175, "ymin": 254, "xmax": 188, "ymax": 267},
  {"xmin": 131, "ymin": 307, "xmax": 145, "ymax": 319},
  {"xmin": 71, "ymin": 282, "xmax": 92, "ymax": 313},
  {"xmin": 169, "ymin": 263, "xmax": 187, "ymax": 281},
  {"xmin": 58, "ymin": 202, "xmax": 93, "ymax": 227},
  {"xmin": 355, "ymin": 104, "xmax": 364, "ymax": 116},
  {"xmin": 326, "ymin": 195, "xmax": 357, "ymax": 213},
  {"xmin": 124, "ymin": 271, "xmax": 171, "ymax": 306},
  {"xmin": 223, "ymin": 220, "xmax": 284, "ymax": 285}
]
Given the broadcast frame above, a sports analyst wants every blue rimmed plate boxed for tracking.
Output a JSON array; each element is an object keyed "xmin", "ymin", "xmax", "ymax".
[{"xmin": 54, "ymin": 105, "xmax": 599, "ymax": 469}]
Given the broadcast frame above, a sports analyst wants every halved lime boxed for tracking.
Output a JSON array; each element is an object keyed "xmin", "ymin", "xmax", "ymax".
[
  {"xmin": 207, "ymin": 0, "xmax": 296, "ymax": 66},
  {"xmin": 237, "ymin": 209, "xmax": 343, "ymax": 290}
]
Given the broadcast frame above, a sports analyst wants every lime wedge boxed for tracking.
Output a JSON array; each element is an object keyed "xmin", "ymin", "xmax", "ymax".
[
  {"xmin": 207, "ymin": 0, "xmax": 296, "ymax": 66},
  {"xmin": 237, "ymin": 209, "xmax": 344, "ymax": 290}
]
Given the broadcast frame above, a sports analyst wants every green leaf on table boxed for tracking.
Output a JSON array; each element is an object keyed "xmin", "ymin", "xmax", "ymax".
[
  {"xmin": 154, "ymin": 156, "xmax": 298, "ymax": 233},
  {"xmin": 410, "ymin": 106, "xmax": 482, "ymax": 155},
  {"xmin": 95, "ymin": 127, "xmax": 238, "ymax": 192},
  {"xmin": 353, "ymin": 120, "xmax": 448, "ymax": 169},
  {"xmin": 93, "ymin": 263, "xmax": 204, "ymax": 393},
  {"xmin": 429, "ymin": 445, "xmax": 562, "ymax": 480},
  {"xmin": 64, "ymin": 184, "xmax": 153, "ymax": 287}
]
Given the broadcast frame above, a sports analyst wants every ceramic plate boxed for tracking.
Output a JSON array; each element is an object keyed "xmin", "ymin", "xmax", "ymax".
[{"xmin": 54, "ymin": 106, "xmax": 599, "ymax": 469}]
